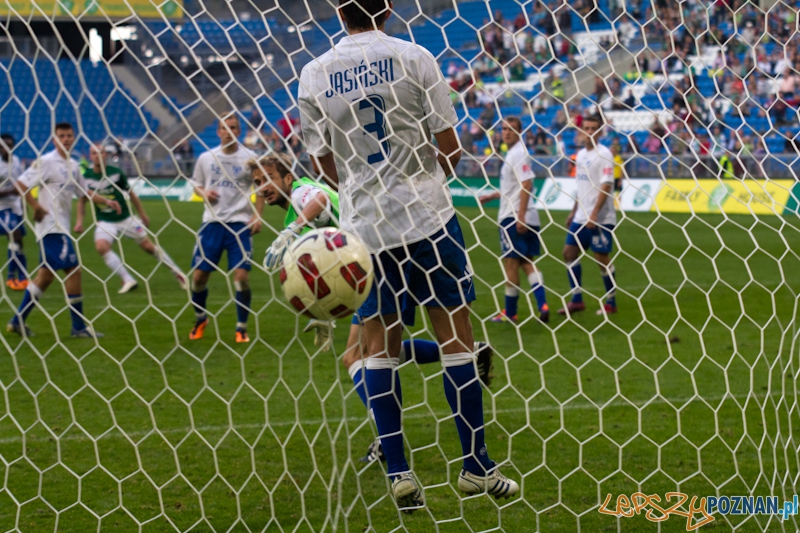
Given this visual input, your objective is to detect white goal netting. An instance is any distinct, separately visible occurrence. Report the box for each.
[1,0,799,531]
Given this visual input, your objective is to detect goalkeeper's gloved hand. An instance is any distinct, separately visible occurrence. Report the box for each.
[303,319,336,352]
[264,222,302,270]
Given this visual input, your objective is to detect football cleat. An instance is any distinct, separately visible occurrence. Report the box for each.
[15,279,28,290]
[474,341,494,387]
[539,304,550,323]
[118,280,138,294]
[71,327,104,339]
[392,472,423,513]
[235,328,250,343]
[557,302,586,316]
[6,321,33,337]
[490,310,517,323]
[596,304,618,316]
[359,438,385,463]
[189,318,208,340]
[458,462,519,499]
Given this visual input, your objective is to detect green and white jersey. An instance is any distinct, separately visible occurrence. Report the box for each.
[285,177,340,233]
[82,165,131,223]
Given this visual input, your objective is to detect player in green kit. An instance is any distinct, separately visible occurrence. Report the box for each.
[250,153,494,463]
[75,143,187,293]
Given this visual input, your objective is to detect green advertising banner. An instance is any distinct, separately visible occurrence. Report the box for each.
[1,0,183,19]
[448,176,547,208]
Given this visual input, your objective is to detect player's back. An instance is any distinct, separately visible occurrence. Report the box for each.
[299,30,457,251]
[0,155,23,213]
[20,150,83,237]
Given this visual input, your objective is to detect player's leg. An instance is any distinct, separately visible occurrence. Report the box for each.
[10,228,28,289]
[520,226,548,322]
[95,223,137,293]
[492,256,521,323]
[591,225,617,315]
[397,304,441,365]
[7,254,55,336]
[559,222,589,315]
[189,224,222,340]
[419,216,518,498]
[63,266,100,337]
[232,268,251,343]
[130,219,186,289]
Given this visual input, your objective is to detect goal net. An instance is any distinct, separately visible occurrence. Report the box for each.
[1,0,799,531]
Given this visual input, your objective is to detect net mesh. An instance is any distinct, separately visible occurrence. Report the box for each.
[1,0,800,531]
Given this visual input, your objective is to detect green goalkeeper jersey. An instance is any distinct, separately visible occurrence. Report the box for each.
[284,177,340,232]
[82,165,132,223]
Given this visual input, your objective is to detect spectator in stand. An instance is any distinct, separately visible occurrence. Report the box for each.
[276,112,300,139]
[459,123,475,154]
[509,58,526,81]
[479,102,496,132]
[552,109,568,131]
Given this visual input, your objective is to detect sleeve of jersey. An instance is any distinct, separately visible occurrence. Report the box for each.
[513,152,536,183]
[298,67,331,158]
[190,154,206,188]
[419,51,458,135]
[16,161,41,190]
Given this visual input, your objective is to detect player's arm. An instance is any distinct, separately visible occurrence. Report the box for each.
[297,189,330,228]
[129,191,149,228]
[74,196,88,234]
[15,166,48,222]
[478,191,500,204]
[434,128,461,177]
[517,179,532,234]
[313,152,339,190]
[588,182,613,230]
[191,156,219,204]
[84,186,121,215]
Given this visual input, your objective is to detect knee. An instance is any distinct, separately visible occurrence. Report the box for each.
[96,241,111,255]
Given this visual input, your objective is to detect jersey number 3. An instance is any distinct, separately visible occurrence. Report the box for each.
[359,95,391,164]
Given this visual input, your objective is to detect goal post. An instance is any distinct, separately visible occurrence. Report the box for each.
[1,0,799,531]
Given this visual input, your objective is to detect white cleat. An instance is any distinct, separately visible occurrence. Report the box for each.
[392,472,423,513]
[118,280,138,294]
[458,462,519,500]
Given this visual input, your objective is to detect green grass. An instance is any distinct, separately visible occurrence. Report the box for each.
[1,201,800,532]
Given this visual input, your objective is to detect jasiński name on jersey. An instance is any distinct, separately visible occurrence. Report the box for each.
[324,58,395,97]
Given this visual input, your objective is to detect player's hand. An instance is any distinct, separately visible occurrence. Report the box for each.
[586,217,597,230]
[33,206,48,222]
[205,190,220,204]
[565,214,573,227]
[264,222,302,270]
[516,221,528,234]
[140,214,150,228]
[303,319,335,352]
[73,222,83,234]
[249,216,262,235]
[478,194,493,205]
[107,200,122,215]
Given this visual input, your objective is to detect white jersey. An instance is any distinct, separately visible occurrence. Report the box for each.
[191,145,257,225]
[17,150,85,240]
[291,183,334,229]
[498,141,540,227]
[298,30,458,252]
[0,155,23,214]
[572,144,616,226]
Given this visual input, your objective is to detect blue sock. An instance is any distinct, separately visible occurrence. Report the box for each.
[191,287,208,321]
[235,289,251,329]
[528,271,547,310]
[504,288,519,317]
[12,284,40,324]
[16,251,27,281]
[442,357,492,475]
[602,265,616,307]
[365,359,408,476]
[67,294,86,331]
[401,339,440,365]
[568,261,583,304]
[349,360,369,409]
[7,246,14,280]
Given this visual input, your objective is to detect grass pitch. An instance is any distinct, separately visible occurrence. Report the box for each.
[1,201,799,532]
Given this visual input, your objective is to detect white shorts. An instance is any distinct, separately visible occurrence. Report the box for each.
[94,217,148,244]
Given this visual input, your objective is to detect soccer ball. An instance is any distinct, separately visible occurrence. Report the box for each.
[279,228,374,321]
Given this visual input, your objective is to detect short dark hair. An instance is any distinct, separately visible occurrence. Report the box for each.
[583,113,604,127]
[338,0,390,31]
[503,116,522,133]
[55,122,74,132]
[0,133,14,145]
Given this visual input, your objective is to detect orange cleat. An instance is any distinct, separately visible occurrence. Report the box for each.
[15,279,28,290]
[189,318,208,340]
[235,328,250,343]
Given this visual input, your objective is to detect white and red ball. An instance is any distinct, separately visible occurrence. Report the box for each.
[279,228,374,320]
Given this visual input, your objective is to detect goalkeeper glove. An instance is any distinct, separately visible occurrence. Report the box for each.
[303,319,335,352]
[264,222,302,270]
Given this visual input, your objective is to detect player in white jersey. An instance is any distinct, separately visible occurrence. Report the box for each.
[0,133,28,291]
[558,114,618,316]
[479,117,549,324]
[74,143,187,294]
[189,114,264,344]
[298,0,518,511]
[7,123,121,338]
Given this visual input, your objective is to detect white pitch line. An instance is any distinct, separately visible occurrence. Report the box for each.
[0,391,777,445]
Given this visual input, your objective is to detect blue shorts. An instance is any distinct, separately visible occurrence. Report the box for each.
[565,222,615,254]
[40,234,78,271]
[351,297,418,326]
[358,216,476,319]
[191,222,252,272]
[0,209,25,237]
[499,218,540,260]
